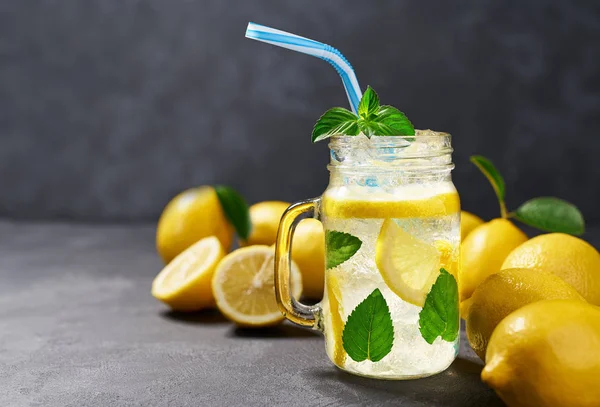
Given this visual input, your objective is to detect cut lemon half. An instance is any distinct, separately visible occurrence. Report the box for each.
[152,236,225,311]
[212,246,303,327]
[376,219,452,307]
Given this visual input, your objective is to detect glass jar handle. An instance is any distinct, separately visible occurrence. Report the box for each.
[274,197,321,328]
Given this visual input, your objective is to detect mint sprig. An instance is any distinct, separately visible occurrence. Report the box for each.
[342,288,394,362]
[357,85,380,119]
[214,185,251,240]
[470,155,585,235]
[312,86,414,142]
[325,230,362,269]
[418,268,459,344]
[312,108,359,143]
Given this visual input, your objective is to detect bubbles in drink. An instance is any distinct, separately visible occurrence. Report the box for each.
[321,183,460,379]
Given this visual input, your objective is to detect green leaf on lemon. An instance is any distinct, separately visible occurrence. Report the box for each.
[419,268,459,344]
[342,288,394,362]
[325,230,362,269]
[214,185,251,240]
[514,197,585,236]
[470,155,506,202]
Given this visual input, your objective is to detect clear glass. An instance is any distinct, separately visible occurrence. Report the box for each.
[275,130,460,380]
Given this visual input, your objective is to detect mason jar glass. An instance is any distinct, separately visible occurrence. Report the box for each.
[275,131,460,379]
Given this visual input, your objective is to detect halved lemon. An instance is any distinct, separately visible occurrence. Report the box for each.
[376,219,454,307]
[212,246,303,327]
[152,236,225,311]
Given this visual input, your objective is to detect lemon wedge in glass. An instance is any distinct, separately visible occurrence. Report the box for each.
[376,219,453,307]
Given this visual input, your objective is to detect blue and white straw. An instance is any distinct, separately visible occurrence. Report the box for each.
[245,22,363,114]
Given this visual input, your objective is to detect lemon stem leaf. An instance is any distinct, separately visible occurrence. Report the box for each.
[499,201,508,219]
[470,155,507,218]
[513,197,585,236]
[214,185,252,240]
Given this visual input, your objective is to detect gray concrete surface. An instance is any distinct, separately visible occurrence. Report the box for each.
[9,221,598,406]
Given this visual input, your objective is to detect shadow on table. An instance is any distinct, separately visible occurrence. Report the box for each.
[160,309,229,324]
[228,323,321,339]
[310,357,505,407]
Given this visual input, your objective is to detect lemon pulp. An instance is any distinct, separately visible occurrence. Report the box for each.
[152,236,225,311]
[212,246,303,327]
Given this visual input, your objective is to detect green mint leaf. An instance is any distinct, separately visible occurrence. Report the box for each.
[312,107,359,143]
[312,86,415,140]
[214,185,251,240]
[357,120,376,139]
[358,86,380,120]
[325,230,362,269]
[342,288,394,362]
[419,268,459,344]
[359,105,415,138]
[374,106,415,136]
[514,197,585,235]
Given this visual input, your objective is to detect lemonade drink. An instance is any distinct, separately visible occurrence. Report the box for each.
[275,131,460,380]
[319,133,460,379]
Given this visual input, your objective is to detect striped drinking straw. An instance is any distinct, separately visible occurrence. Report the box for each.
[245,22,363,114]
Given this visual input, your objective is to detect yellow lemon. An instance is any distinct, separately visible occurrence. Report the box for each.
[460,218,527,301]
[465,268,584,360]
[502,233,600,305]
[461,211,484,241]
[156,187,234,263]
[435,239,460,280]
[291,219,326,299]
[211,246,302,327]
[240,201,290,246]
[152,236,225,311]
[482,299,600,407]
[322,192,460,219]
[376,219,457,306]
[251,201,324,299]
[324,269,346,367]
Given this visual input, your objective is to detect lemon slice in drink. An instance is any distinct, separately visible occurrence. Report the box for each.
[325,270,346,367]
[322,192,460,219]
[152,236,226,311]
[212,246,303,327]
[376,219,450,307]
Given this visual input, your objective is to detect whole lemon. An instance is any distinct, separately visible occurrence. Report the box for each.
[482,299,600,407]
[291,218,325,299]
[460,218,528,301]
[156,187,234,263]
[465,268,584,360]
[461,211,484,241]
[240,201,290,246]
[502,233,600,305]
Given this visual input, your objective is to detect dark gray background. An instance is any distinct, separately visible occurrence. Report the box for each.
[1,0,599,225]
